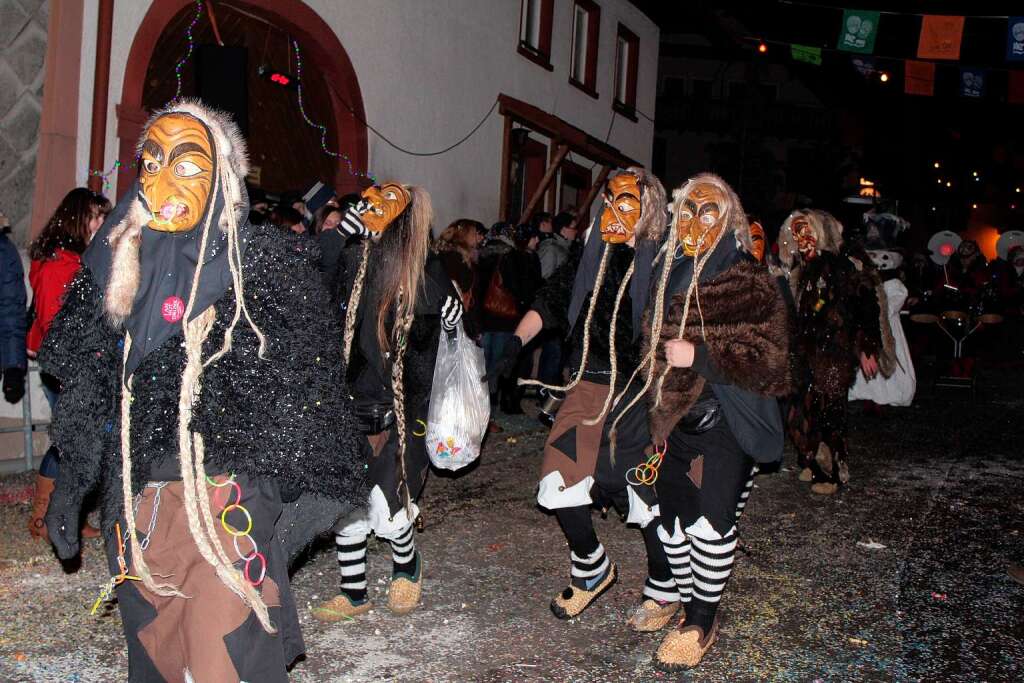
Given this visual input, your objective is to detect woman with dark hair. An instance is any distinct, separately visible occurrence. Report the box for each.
[434,218,484,336]
[25,187,110,539]
[313,182,463,623]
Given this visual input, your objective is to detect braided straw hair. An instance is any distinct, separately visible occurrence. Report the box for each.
[118,106,275,632]
[608,173,748,449]
[520,167,667,400]
[341,241,371,365]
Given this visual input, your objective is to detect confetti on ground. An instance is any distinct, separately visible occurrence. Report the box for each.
[0,366,1022,681]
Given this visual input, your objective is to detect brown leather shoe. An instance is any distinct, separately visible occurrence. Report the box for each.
[655,618,719,670]
[1009,563,1024,586]
[27,473,54,540]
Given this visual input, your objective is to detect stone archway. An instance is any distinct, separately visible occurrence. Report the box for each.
[116,0,368,198]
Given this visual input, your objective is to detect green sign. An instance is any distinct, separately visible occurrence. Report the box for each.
[791,44,823,65]
[837,9,880,54]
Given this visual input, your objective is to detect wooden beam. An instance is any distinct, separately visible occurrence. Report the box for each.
[519,143,568,225]
[568,164,612,233]
[497,93,639,170]
[498,114,512,222]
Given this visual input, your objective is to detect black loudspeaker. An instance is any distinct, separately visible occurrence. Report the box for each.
[195,45,248,136]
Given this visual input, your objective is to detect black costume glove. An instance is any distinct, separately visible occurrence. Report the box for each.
[45,485,81,560]
[482,335,523,382]
[340,202,370,240]
[440,295,464,332]
[2,367,25,404]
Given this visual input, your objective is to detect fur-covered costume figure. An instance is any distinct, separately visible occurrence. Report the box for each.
[488,168,683,631]
[778,209,895,494]
[612,173,791,671]
[40,101,367,682]
[312,183,463,622]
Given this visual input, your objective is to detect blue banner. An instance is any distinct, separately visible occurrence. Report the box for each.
[1008,17,1024,61]
[960,68,986,98]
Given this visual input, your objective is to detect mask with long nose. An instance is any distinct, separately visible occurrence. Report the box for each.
[599,174,642,244]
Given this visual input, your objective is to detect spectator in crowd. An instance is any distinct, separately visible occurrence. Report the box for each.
[477,222,541,423]
[247,186,269,224]
[0,211,27,407]
[434,218,485,337]
[271,205,307,235]
[25,187,110,540]
[533,211,554,240]
[536,211,578,280]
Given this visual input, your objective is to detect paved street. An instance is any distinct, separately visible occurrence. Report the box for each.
[1,365,1022,682]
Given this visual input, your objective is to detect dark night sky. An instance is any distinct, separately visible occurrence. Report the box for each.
[633,1,1024,239]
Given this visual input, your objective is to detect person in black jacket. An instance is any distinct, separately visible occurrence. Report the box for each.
[0,222,26,405]
[313,181,463,623]
[40,101,367,680]
[488,169,683,634]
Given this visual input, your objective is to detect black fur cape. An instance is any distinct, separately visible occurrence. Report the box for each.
[39,223,368,539]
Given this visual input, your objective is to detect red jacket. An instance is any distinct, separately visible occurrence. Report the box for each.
[27,249,81,354]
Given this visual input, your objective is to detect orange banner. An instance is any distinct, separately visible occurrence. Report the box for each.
[917,15,965,60]
[904,60,935,96]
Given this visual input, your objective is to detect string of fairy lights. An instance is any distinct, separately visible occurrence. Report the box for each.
[290,39,377,184]
[86,0,381,193]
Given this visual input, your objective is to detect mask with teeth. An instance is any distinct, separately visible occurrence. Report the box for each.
[139,113,214,233]
[599,173,642,244]
[359,182,411,233]
[676,182,726,256]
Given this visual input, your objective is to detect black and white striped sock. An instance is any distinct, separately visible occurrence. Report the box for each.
[658,521,693,603]
[570,543,610,590]
[687,529,738,632]
[642,519,678,604]
[735,465,759,521]
[390,524,417,577]
[335,532,369,604]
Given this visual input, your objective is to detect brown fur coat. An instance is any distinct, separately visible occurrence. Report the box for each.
[644,261,792,443]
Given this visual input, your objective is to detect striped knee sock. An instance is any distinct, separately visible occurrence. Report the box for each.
[688,529,738,632]
[336,532,368,604]
[570,543,610,590]
[658,521,692,603]
[390,524,417,577]
[735,465,759,521]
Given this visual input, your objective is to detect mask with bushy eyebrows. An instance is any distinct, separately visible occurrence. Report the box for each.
[139,113,214,232]
[677,182,727,256]
[599,174,642,244]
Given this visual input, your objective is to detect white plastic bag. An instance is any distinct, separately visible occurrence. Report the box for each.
[424,321,490,470]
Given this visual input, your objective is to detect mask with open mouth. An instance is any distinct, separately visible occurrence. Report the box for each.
[676,182,726,256]
[139,113,214,233]
[600,173,642,244]
[359,182,411,234]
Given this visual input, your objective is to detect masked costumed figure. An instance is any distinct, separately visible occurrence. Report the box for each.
[607,173,791,670]
[778,209,895,494]
[40,102,366,682]
[487,169,682,630]
[312,183,463,622]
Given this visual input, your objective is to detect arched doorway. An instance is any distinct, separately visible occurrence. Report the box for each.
[116,0,368,199]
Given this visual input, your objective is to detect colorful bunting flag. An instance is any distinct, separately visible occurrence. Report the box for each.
[904,60,935,96]
[1010,71,1024,104]
[959,67,986,97]
[1008,17,1024,61]
[917,15,965,60]
[791,44,823,65]
[837,9,880,54]
[850,56,876,78]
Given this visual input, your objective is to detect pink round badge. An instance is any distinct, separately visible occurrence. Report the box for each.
[162,296,185,323]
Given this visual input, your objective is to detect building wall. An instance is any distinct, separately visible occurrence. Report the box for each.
[0,0,48,244]
[75,0,658,230]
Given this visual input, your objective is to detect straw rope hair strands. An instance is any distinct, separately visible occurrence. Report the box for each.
[342,241,371,366]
